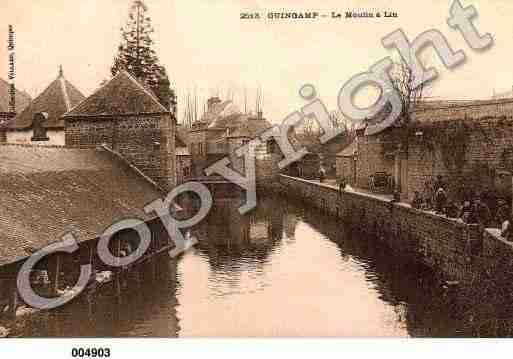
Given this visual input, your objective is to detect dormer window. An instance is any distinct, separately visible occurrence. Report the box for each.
[31,112,50,142]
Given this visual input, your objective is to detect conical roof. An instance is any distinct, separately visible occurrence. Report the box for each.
[0,78,31,113]
[65,70,168,118]
[7,68,85,129]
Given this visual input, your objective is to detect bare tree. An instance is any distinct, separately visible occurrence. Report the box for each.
[388,59,425,128]
[181,88,202,128]
[254,84,264,114]
[329,110,348,131]
[378,59,427,154]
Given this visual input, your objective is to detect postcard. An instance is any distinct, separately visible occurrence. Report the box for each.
[0,0,511,352]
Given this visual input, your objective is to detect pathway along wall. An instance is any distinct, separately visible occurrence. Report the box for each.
[277,175,506,282]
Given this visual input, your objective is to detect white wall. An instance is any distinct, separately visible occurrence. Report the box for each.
[6,130,65,146]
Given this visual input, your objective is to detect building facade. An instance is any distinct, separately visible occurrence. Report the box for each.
[64,70,176,191]
[176,128,192,184]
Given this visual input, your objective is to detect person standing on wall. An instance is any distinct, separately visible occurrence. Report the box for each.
[319,166,326,183]
[339,177,346,197]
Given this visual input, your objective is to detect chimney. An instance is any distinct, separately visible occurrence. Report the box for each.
[31,112,50,142]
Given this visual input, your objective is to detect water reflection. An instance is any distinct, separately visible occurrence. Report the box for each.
[15,194,480,337]
[177,195,445,337]
[15,257,180,337]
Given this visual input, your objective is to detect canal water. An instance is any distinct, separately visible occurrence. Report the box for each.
[15,195,466,337]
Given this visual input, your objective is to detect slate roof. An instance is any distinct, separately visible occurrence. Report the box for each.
[65,70,168,118]
[0,144,164,266]
[208,112,245,130]
[0,78,32,114]
[6,70,85,130]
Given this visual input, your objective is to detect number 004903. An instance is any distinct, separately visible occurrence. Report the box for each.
[71,348,111,358]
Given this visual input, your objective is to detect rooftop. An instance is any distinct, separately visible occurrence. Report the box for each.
[0,144,164,266]
[6,68,83,129]
[201,100,236,125]
[227,116,272,139]
[0,78,32,114]
[65,70,168,118]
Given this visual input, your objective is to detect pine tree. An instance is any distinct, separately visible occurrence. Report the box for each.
[111,0,176,113]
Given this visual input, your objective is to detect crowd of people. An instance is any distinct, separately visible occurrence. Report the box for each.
[410,175,512,240]
[336,173,512,240]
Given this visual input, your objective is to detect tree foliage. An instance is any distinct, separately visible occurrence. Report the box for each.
[111,0,176,113]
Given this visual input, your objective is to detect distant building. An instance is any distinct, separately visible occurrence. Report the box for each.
[293,129,353,179]
[176,126,192,184]
[295,152,321,180]
[186,96,281,184]
[2,67,85,146]
[226,111,279,185]
[188,97,242,176]
[227,112,270,169]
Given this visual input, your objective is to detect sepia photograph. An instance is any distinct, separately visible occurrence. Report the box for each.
[0,0,512,355]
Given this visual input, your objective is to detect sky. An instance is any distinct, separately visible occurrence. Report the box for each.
[0,0,512,124]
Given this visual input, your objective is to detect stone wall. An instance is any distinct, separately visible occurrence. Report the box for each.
[406,118,513,202]
[278,174,489,281]
[5,129,65,146]
[65,114,176,191]
[356,117,513,202]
